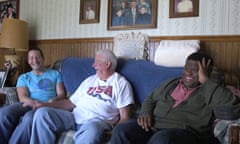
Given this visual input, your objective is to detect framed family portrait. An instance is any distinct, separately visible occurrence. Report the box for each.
[79,0,100,24]
[0,0,19,23]
[169,0,199,18]
[107,0,157,30]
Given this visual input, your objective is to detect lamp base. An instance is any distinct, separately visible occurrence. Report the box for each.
[4,55,23,86]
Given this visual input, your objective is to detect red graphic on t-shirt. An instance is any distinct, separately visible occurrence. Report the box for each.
[87,86,113,98]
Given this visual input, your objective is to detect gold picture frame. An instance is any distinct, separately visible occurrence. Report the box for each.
[0,0,19,23]
[169,0,199,18]
[79,0,100,24]
[107,0,157,30]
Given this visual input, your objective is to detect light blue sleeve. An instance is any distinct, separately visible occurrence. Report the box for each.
[55,70,63,83]
[16,73,29,87]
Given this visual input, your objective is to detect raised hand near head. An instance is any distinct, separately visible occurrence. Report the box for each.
[198,57,211,84]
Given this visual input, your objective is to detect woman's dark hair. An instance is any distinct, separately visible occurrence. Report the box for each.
[28,47,44,59]
[187,52,214,75]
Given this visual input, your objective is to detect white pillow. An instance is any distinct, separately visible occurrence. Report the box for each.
[154,40,200,67]
[115,39,143,59]
[114,32,148,60]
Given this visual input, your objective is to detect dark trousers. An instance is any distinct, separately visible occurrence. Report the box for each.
[110,119,199,144]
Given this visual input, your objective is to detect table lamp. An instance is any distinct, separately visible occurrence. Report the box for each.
[0,18,29,86]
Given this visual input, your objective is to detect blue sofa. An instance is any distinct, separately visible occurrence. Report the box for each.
[0,57,224,143]
[56,57,183,144]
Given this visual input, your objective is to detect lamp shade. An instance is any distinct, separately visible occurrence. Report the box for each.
[0,18,29,51]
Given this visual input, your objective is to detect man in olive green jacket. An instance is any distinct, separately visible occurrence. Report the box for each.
[111,52,240,144]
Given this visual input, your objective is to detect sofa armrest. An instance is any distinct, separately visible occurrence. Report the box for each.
[214,120,240,144]
[0,87,18,105]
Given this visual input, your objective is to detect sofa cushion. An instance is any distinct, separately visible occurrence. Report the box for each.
[57,130,75,144]
[56,130,111,144]
[61,57,183,103]
[61,57,95,96]
[113,32,149,60]
[117,59,183,103]
[154,40,200,67]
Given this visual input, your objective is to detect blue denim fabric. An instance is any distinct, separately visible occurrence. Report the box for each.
[30,107,75,144]
[30,107,112,144]
[74,119,112,144]
[0,102,32,144]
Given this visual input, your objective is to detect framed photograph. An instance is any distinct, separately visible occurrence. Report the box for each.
[0,68,8,88]
[0,0,19,24]
[79,0,100,24]
[107,0,157,30]
[169,0,199,18]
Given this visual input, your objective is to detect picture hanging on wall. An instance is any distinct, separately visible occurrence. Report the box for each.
[0,68,8,88]
[0,0,19,24]
[80,0,100,24]
[169,0,199,18]
[107,0,157,30]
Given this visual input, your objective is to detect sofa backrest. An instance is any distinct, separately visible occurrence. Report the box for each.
[60,57,95,95]
[60,57,183,104]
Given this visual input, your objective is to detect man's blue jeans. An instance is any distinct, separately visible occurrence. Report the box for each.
[0,102,33,144]
[30,107,112,144]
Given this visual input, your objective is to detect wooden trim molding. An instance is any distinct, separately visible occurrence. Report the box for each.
[30,37,113,44]
[30,35,240,43]
[28,35,240,86]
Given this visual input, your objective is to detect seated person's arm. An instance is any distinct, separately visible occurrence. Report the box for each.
[48,82,66,102]
[117,104,133,124]
[17,87,37,107]
[42,99,76,111]
[226,85,240,97]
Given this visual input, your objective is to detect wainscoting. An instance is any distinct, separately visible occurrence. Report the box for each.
[2,35,239,86]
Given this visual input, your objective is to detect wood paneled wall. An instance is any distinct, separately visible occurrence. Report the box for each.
[23,35,240,86]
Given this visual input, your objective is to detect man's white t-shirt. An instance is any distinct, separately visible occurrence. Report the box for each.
[70,72,134,125]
